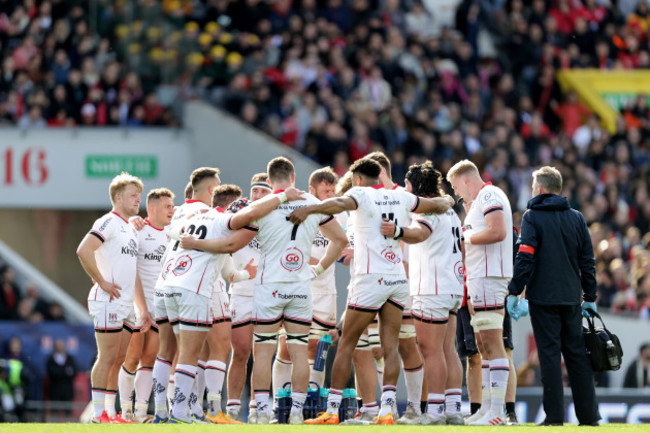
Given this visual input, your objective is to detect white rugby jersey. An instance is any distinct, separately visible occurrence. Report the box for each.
[229,234,261,297]
[137,220,170,300]
[87,212,138,305]
[463,183,513,279]
[345,185,419,275]
[254,192,331,284]
[162,209,233,297]
[155,200,211,289]
[310,213,347,295]
[409,209,464,296]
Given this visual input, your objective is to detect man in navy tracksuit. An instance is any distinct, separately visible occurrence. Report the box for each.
[507,166,600,426]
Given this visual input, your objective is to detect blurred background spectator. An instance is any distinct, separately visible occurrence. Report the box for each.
[45,339,77,416]
[623,342,650,388]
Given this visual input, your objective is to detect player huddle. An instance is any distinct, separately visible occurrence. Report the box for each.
[77,152,519,425]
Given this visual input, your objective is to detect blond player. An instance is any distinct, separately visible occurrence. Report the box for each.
[447,160,513,426]
[77,172,143,424]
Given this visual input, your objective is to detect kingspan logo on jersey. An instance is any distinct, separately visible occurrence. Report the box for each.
[145,245,167,262]
[121,239,138,257]
[313,232,330,248]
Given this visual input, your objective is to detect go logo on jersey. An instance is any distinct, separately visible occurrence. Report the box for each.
[381,246,401,264]
[281,247,304,271]
[454,260,464,284]
[172,255,193,276]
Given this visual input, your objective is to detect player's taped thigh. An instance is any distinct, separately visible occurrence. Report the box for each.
[399,323,416,339]
[367,326,381,349]
[308,327,327,341]
[355,332,370,351]
[286,333,309,346]
[253,332,279,345]
[470,311,504,331]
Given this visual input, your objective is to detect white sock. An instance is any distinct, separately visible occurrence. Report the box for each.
[309,361,326,387]
[445,388,462,416]
[427,393,445,418]
[378,385,396,417]
[361,402,378,416]
[134,366,153,411]
[272,357,292,408]
[479,362,491,414]
[205,360,227,415]
[254,391,271,416]
[92,388,105,418]
[152,357,172,416]
[118,365,136,413]
[171,364,196,419]
[189,374,204,417]
[226,399,241,416]
[326,388,342,415]
[196,360,207,409]
[167,377,175,411]
[290,391,307,415]
[404,364,424,414]
[489,358,509,415]
[105,390,117,418]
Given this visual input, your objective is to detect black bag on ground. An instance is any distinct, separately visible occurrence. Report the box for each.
[582,309,623,372]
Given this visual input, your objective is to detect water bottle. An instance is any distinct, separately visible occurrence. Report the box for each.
[314,334,333,372]
[345,388,358,421]
[606,340,620,370]
[303,381,320,420]
[339,388,358,422]
[319,387,329,415]
[275,385,292,424]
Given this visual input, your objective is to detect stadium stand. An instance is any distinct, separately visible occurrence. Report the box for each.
[5,0,644,316]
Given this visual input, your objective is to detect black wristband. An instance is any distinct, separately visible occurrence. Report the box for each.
[393,226,404,240]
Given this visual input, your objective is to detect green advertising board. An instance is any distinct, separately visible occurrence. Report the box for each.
[86,155,158,178]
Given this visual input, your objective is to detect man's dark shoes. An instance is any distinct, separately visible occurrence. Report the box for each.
[537,418,563,426]
[505,412,519,426]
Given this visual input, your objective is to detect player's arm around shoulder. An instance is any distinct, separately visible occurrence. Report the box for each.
[379,217,432,244]
[412,194,455,215]
[288,195,357,225]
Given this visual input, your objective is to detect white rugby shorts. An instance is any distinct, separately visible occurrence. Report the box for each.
[347,273,409,312]
[254,282,312,326]
[134,296,159,332]
[211,289,232,324]
[163,286,213,333]
[467,277,508,311]
[412,294,463,324]
[89,300,137,333]
[230,293,254,328]
[154,288,169,324]
[312,292,337,330]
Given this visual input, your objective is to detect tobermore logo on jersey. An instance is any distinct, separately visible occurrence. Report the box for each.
[122,239,137,257]
[86,155,158,178]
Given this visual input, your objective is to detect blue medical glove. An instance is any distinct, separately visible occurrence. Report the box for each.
[517,299,529,318]
[582,301,597,318]
[506,296,520,321]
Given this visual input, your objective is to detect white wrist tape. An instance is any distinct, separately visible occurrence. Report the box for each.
[463,229,475,245]
[311,263,325,276]
[278,192,288,203]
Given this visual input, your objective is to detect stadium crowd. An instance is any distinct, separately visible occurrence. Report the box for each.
[1,0,649,320]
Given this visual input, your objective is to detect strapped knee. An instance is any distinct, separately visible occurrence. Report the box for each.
[399,323,416,339]
[470,312,504,331]
[286,333,309,346]
[368,327,381,349]
[308,327,326,341]
[356,333,370,351]
[253,332,279,344]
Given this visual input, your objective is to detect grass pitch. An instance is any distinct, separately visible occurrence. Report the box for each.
[0,424,647,433]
